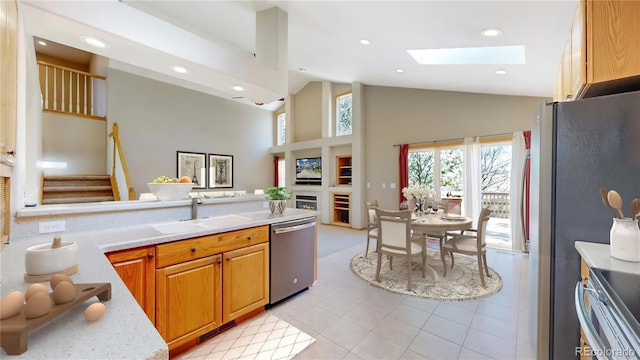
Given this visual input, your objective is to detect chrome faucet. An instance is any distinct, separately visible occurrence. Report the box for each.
[191,196,202,220]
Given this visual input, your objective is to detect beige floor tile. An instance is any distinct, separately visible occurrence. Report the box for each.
[422,314,470,345]
[408,330,462,359]
[320,318,371,350]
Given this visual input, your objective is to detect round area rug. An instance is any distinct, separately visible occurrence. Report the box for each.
[350,250,503,301]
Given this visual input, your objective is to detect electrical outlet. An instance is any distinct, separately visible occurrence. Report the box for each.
[263,201,269,208]
[39,220,65,234]
[390,183,397,189]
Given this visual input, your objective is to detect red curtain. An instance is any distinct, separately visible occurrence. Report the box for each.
[523,131,531,242]
[399,144,409,206]
[273,156,279,187]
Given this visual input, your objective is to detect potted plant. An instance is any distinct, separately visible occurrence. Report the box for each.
[264,187,293,214]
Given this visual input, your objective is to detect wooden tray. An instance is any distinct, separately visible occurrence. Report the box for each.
[0,282,111,355]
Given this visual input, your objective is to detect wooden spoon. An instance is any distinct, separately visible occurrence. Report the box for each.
[631,198,640,221]
[600,187,618,218]
[607,190,625,219]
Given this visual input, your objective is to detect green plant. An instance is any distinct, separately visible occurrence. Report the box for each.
[264,187,293,201]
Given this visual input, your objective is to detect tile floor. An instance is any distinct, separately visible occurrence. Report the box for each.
[179,314,315,360]
[184,224,535,360]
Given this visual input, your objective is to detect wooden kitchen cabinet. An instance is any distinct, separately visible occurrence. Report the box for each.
[222,243,269,323]
[0,0,17,168]
[106,246,156,323]
[108,225,270,352]
[155,255,222,349]
[557,0,640,101]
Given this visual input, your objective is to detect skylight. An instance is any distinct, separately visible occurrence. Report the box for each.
[407,45,525,65]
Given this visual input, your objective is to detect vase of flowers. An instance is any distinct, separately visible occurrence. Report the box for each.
[264,187,293,214]
[402,184,433,216]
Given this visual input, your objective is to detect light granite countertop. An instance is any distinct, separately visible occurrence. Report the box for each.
[0,208,317,359]
[575,241,640,275]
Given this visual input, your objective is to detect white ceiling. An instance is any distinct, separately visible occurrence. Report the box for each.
[22,0,578,110]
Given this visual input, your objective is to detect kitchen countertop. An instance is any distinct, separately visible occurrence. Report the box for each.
[0,208,317,359]
[575,241,640,275]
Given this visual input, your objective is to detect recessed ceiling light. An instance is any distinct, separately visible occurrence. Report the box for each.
[407,45,525,65]
[37,40,47,46]
[298,68,306,72]
[360,39,370,45]
[395,68,405,73]
[81,36,109,48]
[481,28,503,37]
[495,69,508,75]
[173,66,189,74]
[233,86,244,91]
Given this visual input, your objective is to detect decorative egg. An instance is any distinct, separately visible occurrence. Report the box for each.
[24,291,51,319]
[0,291,24,319]
[84,302,105,322]
[50,274,73,290]
[25,283,49,301]
[51,281,75,305]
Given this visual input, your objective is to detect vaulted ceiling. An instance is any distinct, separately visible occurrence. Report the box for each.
[22,1,578,110]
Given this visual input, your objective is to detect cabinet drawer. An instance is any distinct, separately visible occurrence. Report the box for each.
[155,225,269,268]
[156,236,219,268]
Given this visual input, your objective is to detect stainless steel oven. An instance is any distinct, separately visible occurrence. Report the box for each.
[575,268,640,359]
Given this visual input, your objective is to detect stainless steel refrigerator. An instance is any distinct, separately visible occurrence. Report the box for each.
[529,90,640,359]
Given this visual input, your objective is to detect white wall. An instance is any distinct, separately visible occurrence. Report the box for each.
[107,69,275,196]
[42,112,106,174]
[363,85,548,209]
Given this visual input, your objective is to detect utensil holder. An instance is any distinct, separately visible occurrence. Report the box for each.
[610,217,640,262]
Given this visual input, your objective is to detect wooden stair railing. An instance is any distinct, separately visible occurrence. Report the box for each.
[109,123,136,200]
[37,61,106,120]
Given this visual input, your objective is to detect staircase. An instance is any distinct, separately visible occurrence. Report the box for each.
[42,174,115,204]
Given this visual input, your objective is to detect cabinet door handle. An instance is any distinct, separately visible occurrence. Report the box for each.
[247,235,252,240]
[216,258,222,264]
[191,247,197,253]
[226,257,230,261]
[147,253,154,259]
[6,150,15,156]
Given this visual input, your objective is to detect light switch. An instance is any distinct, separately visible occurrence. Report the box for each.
[381,183,386,189]
[390,183,396,189]
[366,182,371,188]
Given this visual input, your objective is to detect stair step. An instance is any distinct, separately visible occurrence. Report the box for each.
[42,196,115,205]
[41,174,115,204]
[43,186,113,193]
[43,174,111,181]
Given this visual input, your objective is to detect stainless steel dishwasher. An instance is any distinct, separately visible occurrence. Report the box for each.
[269,218,316,305]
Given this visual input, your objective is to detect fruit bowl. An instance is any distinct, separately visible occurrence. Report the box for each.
[147,183,193,201]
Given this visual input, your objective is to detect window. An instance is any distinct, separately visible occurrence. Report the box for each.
[408,146,463,198]
[276,112,286,145]
[277,158,286,187]
[335,93,352,136]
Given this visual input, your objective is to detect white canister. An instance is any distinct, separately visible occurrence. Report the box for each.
[610,218,640,262]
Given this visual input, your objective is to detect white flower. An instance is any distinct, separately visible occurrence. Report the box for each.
[402,184,433,202]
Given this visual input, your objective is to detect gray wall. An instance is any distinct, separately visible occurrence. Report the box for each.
[107,69,274,196]
[363,85,548,209]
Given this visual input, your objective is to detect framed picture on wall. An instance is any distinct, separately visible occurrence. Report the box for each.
[177,151,206,189]
[208,154,233,188]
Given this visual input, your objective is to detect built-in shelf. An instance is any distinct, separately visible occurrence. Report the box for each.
[332,192,351,226]
[336,155,352,186]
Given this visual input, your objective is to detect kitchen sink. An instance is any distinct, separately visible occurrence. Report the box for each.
[195,215,253,228]
[152,215,253,234]
[152,221,210,234]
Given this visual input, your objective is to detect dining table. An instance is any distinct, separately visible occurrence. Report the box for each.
[410,212,473,279]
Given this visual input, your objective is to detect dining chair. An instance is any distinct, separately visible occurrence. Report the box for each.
[374,208,425,291]
[365,200,378,257]
[421,198,451,248]
[441,207,492,287]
